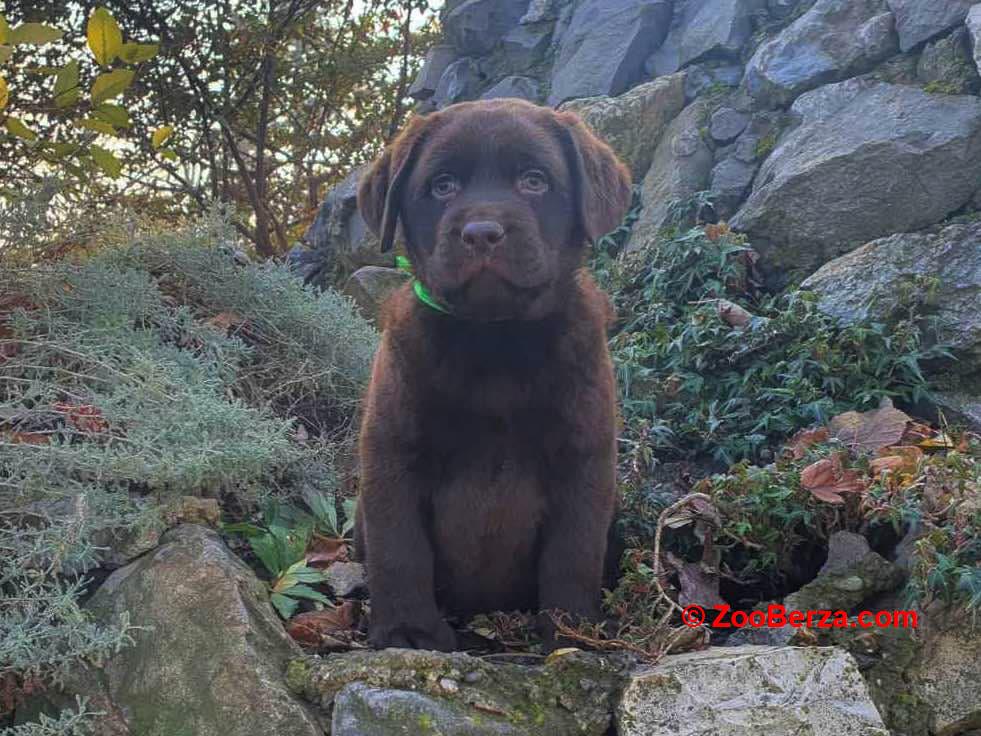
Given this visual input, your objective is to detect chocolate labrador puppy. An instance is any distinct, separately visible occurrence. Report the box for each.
[355,98,631,650]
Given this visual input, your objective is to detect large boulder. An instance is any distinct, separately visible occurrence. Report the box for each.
[885,0,976,53]
[481,75,542,102]
[617,645,889,736]
[433,57,482,109]
[45,525,324,736]
[968,5,981,78]
[302,165,391,284]
[801,220,981,368]
[557,72,687,179]
[648,0,765,77]
[625,99,714,250]
[288,649,630,736]
[443,0,529,56]
[731,79,981,279]
[547,0,673,106]
[409,44,459,103]
[743,0,899,108]
[917,27,980,95]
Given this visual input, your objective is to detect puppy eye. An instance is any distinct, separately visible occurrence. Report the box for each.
[431,173,460,199]
[518,169,549,194]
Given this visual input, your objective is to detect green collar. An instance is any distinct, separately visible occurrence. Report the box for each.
[396,255,452,315]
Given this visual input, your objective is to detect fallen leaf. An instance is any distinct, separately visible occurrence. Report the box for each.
[286,601,360,650]
[306,533,349,567]
[704,223,730,241]
[919,433,955,450]
[2,431,49,445]
[829,399,911,454]
[801,454,867,504]
[207,311,245,331]
[53,402,109,434]
[716,299,753,329]
[664,552,726,611]
[901,421,934,445]
[786,427,830,460]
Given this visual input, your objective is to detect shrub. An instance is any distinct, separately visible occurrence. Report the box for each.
[0,214,377,732]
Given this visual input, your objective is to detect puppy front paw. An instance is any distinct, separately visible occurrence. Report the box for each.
[369,617,457,652]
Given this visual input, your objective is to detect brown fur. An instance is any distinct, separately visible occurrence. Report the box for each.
[354,98,632,650]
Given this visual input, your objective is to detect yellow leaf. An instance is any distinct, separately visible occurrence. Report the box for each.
[919,433,955,449]
[86,8,122,67]
[90,68,133,104]
[151,125,173,149]
[118,42,158,64]
[0,46,10,63]
[8,23,63,46]
[0,15,9,45]
[5,116,37,141]
[0,76,7,111]
[53,60,80,108]
[75,117,116,135]
[89,144,122,178]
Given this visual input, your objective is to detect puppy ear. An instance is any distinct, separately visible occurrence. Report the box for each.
[358,116,429,253]
[556,112,633,245]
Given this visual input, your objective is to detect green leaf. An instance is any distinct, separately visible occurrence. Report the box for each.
[45,141,80,160]
[9,23,63,46]
[341,498,357,537]
[270,593,298,620]
[250,533,283,577]
[93,102,130,128]
[159,148,178,162]
[75,117,116,135]
[53,60,80,108]
[5,116,37,141]
[119,42,158,64]
[87,8,122,67]
[91,68,133,104]
[305,489,338,535]
[89,144,122,177]
[0,46,11,63]
[151,125,173,149]
[220,521,264,537]
[0,76,7,111]
[287,584,331,604]
[0,15,9,45]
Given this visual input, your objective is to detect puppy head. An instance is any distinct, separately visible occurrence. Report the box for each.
[358,99,631,322]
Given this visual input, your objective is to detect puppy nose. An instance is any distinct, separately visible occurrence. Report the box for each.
[461,220,505,251]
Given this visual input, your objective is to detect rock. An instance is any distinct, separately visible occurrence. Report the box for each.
[917,27,980,95]
[801,221,981,367]
[331,683,523,736]
[819,531,874,575]
[683,63,745,101]
[434,57,482,109]
[500,24,552,71]
[557,72,686,179]
[520,0,558,25]
[409,44,458,102]
[288,649,630,736]
[709,106,751,143]
[709,155,758,218]
[625,100,714,251]
[731,80,981,280]
[443,0,528,57]
[547,0,673,106]
[616,645,889,736]
[50,525,324,736]
[342,266,410,321]
[768,0,805,18]
[967,5,981,77]
[481,75,541,102]
[885,0,976,53]
[932,390,981,433]
[783,545,904,615]
[324,561,369,598]
[303,165,391,285]
[743,0,899,108]
[648,0,764,77]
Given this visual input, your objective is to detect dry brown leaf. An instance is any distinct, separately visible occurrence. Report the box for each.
[801,454,867,504]
[207,311,246,331]
[2,431,50,445]
[307,534,349,567]
[901,421,934,445]
[786,427,830,460]
[829,400,911,454]
[716,299,753,329]
[704,223,730,241]
[286,601,360,650]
